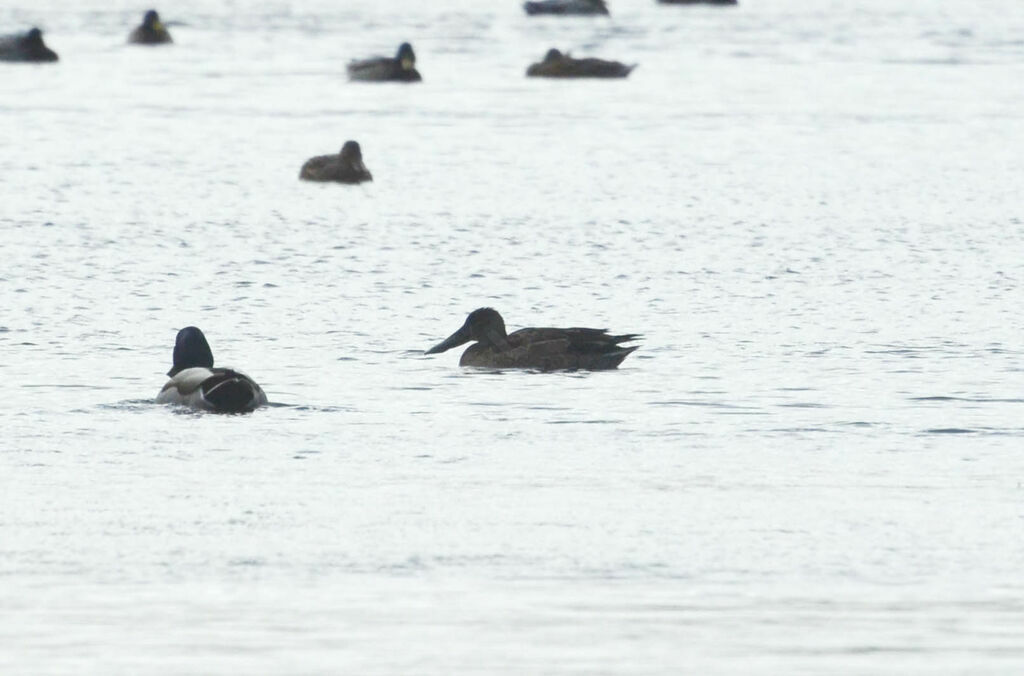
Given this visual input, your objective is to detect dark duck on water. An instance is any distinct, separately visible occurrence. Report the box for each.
[425,308,640,370]
[299,140,373,184]
[0,27,58,62]
[526,48,635,78]
[524,0,610,16]
[128,10,173,45]
[347,42,421,82]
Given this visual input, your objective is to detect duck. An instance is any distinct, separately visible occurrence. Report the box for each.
[524,0,610,15]
[128,10,173,45]
[425,308,639,370]
[347,42,421,82]
[155,326,268,413]
[0,28,58,63]
[299,140,372,184]
[526,48,636,78]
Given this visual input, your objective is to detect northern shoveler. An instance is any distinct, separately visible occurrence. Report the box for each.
[526,48,635,78]
[347,42,421,82]
[128,10,172,45]
[0,28,58,62]
[299,140,373,184]
[524,0,610,16]
[425,308,639,370]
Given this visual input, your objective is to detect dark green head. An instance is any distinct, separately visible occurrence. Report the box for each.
[143,9,166,30]
[396,42,416,70]
[544,48,564,63]
[26,27,44,46]
[425,308,508,354]
[169,326,215,376]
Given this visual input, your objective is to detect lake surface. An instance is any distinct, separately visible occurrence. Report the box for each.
[2,0,1024,672]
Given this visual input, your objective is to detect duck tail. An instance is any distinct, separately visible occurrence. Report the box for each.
[603,345,639,368]
[202,372,263,413]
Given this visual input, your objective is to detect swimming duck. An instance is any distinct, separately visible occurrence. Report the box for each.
[299,140,372,184]
[0,28,58,63]
[155,326,268,413]
[425,308,639,370]
[347,42,421,82]
[526,48,635,78]
[524,0,610,15]
[128,10,173,45]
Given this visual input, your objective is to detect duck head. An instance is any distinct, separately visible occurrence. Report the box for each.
[339,140,368,172]
[544,48,564,63]
[426,308,509,354]
[24,27,45,47]
[396,42,416,71]
[143,9,164,31]
[169,326,214,376]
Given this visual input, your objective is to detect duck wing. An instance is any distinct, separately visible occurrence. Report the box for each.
[504,327,640,370]
[347,57,397,81]
[157,367,267,412]
[570,57,635,78]
[299,154,337,181]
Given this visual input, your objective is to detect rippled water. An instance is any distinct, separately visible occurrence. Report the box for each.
[3,0,1024,672]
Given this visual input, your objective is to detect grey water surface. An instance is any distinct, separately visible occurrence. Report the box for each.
[2,0,1024,673]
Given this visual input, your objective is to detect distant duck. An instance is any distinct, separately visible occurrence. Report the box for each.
[299,140,373,184]
[425,308,640,370]
[526,48,636,78]
[524,0,610,15]
[0,28,58,63]
[658,0,737,5]
[347,42,422,82]
[156,327,268,413]
[128,10,172,45]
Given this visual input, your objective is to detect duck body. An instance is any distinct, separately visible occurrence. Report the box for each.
[0,28,58,62]
[156,367,267,413]
[426,308,639,371]
[524,0,609,15]
[156,326,267,413]
[347,42,421,82]
[300,140,372,184]
[527,49,635,78]
[128,10,172,45]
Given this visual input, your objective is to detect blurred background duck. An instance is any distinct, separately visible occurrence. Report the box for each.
[299,140,372,184]
[526,48,635,78]
[425,308,639,370]
[524,0,609,15]
[347,42,421,82]
[128,10,172,45]
[156,327,267,413]
[0,28,58,62]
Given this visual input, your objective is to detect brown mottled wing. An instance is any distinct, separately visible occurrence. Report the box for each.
[346,57,422,82]
[300,154,335,181]
[513,327,639,370]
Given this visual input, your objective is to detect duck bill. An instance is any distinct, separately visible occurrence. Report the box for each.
[425,323,471,355]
